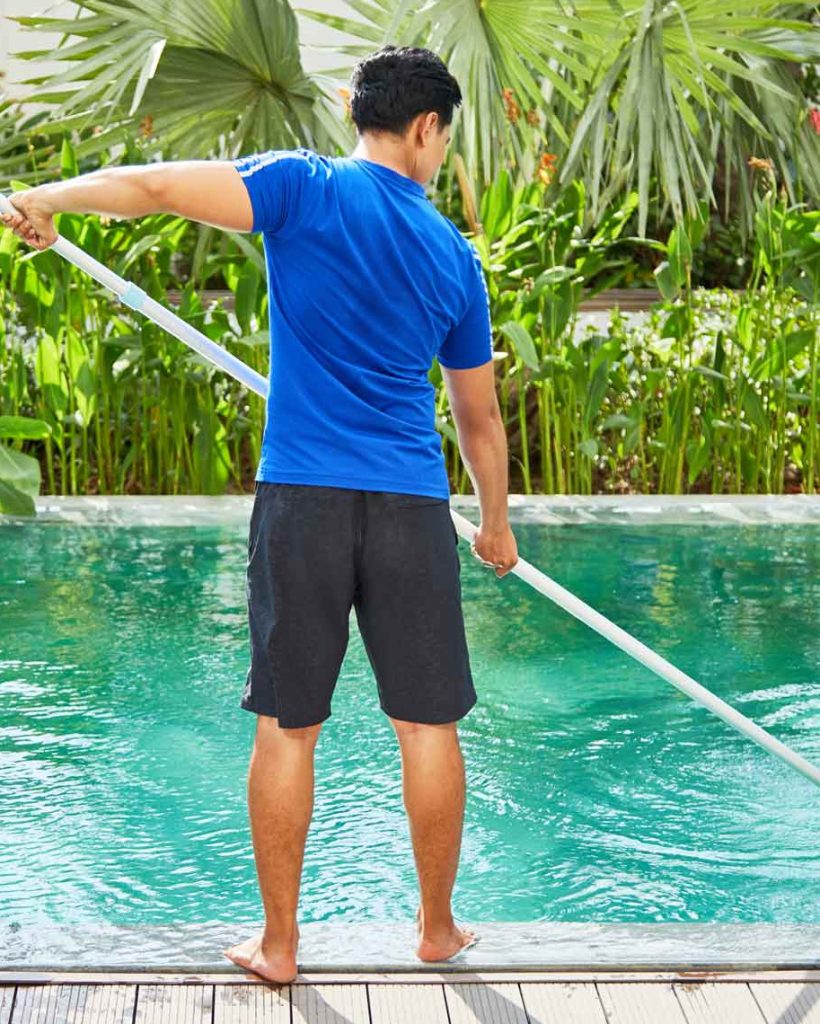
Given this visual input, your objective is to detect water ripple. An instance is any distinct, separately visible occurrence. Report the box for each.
[0,521,818,956]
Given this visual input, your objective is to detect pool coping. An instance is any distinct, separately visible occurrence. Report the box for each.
[2,922,819,973]
[1,493,818,526]
[2,968,820,985]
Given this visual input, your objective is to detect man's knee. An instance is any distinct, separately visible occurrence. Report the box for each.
[255,713,324,744]
[389,716,459,740]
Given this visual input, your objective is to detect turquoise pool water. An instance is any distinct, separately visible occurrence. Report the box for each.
[1,511,818,961]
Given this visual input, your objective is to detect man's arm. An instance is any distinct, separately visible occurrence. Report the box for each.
[441,360,518,577]
[1,161,254,249]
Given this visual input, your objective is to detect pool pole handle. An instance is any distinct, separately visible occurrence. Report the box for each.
[3,189,819,790]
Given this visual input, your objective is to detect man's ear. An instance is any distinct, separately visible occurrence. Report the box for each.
[422,111,441,146]
[414,112,432,147]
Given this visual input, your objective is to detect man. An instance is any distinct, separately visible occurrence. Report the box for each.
[3,44,518,984]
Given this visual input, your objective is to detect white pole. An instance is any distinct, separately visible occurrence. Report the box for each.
[451,508,820,787]
[4,191,818,789]
[0,194,267,398]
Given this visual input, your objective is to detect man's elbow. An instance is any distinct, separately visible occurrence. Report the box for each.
[140,166,172,214]
[454,404,504,442]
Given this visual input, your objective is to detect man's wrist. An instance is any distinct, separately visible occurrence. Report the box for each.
[479,516,510,533]
[29,185,58,217]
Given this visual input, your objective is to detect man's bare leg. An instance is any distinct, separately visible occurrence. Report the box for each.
[222,714,323,984]
[391,717,477,960]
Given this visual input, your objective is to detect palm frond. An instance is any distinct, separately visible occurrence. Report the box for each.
[1,0,352,181]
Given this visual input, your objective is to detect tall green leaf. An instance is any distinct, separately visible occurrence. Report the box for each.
[0,444,41,515]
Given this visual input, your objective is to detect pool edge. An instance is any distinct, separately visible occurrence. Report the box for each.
[1,492,818,526]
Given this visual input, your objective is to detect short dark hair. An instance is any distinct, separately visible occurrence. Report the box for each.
[349,45,462,138]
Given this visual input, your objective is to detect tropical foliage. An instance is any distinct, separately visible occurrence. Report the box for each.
[303,0,820,234]
[1,1,819,510]
[5,0,820,236]
[1,139,816,512]
[445,161,819,495]
[6,0,350,164]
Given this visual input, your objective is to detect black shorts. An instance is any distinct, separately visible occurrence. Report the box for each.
[242,483,477,729]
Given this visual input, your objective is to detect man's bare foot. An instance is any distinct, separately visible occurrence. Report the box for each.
[414,904,479,962]
[222,922,300,985]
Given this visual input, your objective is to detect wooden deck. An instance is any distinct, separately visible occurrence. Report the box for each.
[1,970,819,1023]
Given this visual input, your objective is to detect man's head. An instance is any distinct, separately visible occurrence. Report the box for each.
[349,45,462,183]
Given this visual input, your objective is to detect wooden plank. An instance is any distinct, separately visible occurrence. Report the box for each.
[673,982,767,1023]
[520,982,607,1023]
[213,983,290,1023]
[1,988,13,1024]
[133,984,212,1024]
[368,983,449,1023]
[598,982,689,1024]
[444,982,528,1023]
[60,986,134,1024]
[291,984,370,1023]
[8,985,135,1023]
[8,984,70,1024]
[749,982,820,1024]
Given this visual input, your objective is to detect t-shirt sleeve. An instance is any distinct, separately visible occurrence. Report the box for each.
[436,243,494,369]
[231,148,320,235]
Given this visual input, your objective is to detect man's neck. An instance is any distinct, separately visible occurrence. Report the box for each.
[350,142,421,186]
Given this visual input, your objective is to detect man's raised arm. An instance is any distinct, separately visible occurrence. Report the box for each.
[1,161,254,249]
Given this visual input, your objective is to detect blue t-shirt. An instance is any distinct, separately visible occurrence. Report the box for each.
[231,148,493,498]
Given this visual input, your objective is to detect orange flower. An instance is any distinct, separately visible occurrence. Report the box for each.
[337,86,351,119]
[536,151,558,186]
[747,156,774,172]
[502,87,521,125]
[139,114,153,139]
[525,107,539,127]
[810,108,820,135]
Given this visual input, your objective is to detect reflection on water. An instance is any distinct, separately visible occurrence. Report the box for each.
[0,521,818,962]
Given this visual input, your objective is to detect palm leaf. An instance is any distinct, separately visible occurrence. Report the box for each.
[2,0,352,179]
[557,0,820,234]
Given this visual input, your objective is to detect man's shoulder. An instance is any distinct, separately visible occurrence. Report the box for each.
[290,148,336,180]
[428,207,480,258]
[236,147,334,181]
[431,211,483,283]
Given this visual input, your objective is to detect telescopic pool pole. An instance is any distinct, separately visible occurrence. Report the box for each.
[3,190,819,790]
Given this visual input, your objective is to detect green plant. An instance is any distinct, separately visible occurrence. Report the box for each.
[591,284,817,495]
[0,416,49,514]
[438,171,639,494]
[2,140,817,503]
[7,0,352,164]
[3,0,358,280]
[302,0,820,235]
[0,142,271,499]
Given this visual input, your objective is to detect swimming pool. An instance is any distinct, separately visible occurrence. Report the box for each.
[1,497,818,968]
